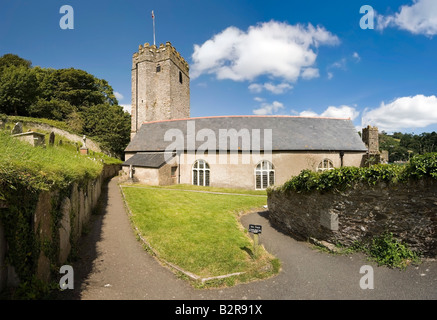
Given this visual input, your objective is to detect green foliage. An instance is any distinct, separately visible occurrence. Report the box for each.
[81,103,131,156]
[0,131,103,191]
[0,131,109,298]
[28,98,75,121]
[379,131,437,162]
[5,275,58,300]
[48,68,118,108]
[0,54,131,157]
[280,153,437,193]
[0,66,38,116]
[364,233,420,269]
[405,152,437,179]
[0,54,32,70]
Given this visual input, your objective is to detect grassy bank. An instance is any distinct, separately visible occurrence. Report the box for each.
[0,130,104,193]
[120,185,279,288]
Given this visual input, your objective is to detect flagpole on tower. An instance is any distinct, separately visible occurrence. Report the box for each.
[152,10,156,46]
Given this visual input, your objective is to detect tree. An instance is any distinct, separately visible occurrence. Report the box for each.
[28,98,75,121]
[0,66,38,116]
[50,68,118,109]
[0,54,131,156]
[81,103,130,157]
[0,53,32,70]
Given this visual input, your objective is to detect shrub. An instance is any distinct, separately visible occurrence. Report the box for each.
[279,153,437,194]
[365,233,420,269]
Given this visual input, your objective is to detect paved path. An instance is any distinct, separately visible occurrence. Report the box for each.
[58,177,437,300]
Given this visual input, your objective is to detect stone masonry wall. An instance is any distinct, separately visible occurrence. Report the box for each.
[131,42,190,139]
[268,178,437,257]
[0,164,120,292]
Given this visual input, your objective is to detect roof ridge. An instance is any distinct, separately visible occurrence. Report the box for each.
[142,115,351,125]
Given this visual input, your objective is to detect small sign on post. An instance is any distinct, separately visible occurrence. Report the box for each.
[248,224,262,258]
[248,224,262,234]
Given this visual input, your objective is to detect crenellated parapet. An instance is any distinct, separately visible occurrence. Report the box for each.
[132,41,189,74]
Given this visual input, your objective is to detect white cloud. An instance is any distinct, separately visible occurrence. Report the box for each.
[377,0,437,36]
[352,52,360,62]
[301,67,320,80]
[299,105,360,120]
[321,105,360,120]
[248,83,263,93]
[253,101,285,115]
[329,58,347,70]
[191,20,339,82]
[114,91,124,101]
[327,72,334,80]
[121,104,131,114]
[248,82,293,94]
[362,95,437,132]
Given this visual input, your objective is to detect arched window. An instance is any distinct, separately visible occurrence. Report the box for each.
[193,160,210,186]
[317,159,334,172]
[179,71,183,84]
[156,64,161,73]
[255,161,275,190]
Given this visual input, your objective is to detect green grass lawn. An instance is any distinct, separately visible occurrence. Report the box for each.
[135,183,268,196]
[120,184,279,287]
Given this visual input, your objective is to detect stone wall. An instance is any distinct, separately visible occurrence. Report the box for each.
[0,164,120,292]
[268,178,437,257]
[131,42,190,139]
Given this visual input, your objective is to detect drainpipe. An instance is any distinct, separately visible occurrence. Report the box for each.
[178,152,181,184]
[339,151,344,167]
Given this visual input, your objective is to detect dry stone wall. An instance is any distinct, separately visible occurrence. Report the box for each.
[268,178,437,257]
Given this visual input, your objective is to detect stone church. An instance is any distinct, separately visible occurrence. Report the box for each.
[122,42,372,190]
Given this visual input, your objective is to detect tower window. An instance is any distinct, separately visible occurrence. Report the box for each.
[156,64,161,73]
[179,71,183,84]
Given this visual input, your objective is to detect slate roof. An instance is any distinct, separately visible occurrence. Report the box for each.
[125,116,368,153]
[123,152,175,168]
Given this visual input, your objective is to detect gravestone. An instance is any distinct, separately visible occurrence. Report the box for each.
[11,122,23,135]
[49,132,55,146]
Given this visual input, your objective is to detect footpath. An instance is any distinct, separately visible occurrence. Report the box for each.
[58,177,437,300]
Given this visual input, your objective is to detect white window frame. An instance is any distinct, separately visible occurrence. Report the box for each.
[317,159,334,172]
[255,160,275,190]
[192,159,210,186]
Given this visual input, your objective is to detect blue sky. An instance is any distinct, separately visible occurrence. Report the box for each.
[1,0,437,134]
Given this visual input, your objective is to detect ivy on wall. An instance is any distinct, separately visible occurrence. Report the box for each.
[0,131,104,298]
[276,153,437,194]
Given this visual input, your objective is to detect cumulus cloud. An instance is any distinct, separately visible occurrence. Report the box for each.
[301,67,320,80]
[362,95,437,132]
[253,101,285,115]
[298,105,360,120]
[248,82,293,94]
[377,0,437,36]
[191,21,339,82]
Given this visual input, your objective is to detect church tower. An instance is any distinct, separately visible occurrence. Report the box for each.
[131,41,190,139]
